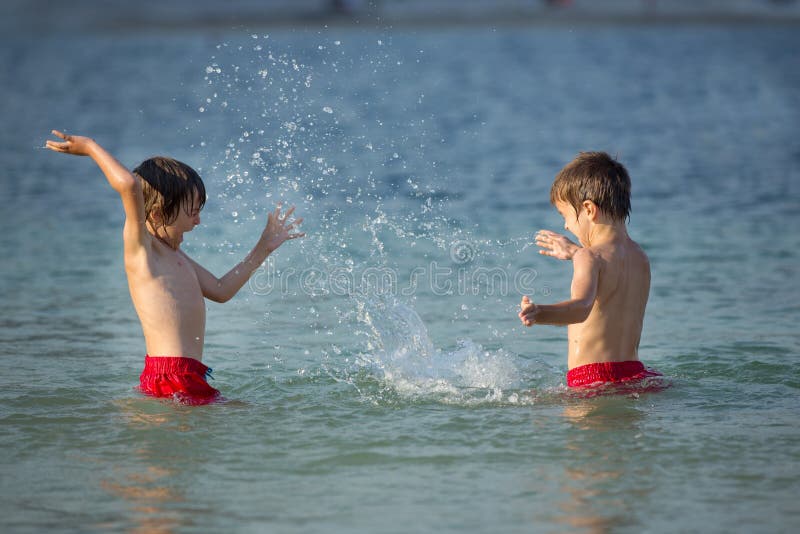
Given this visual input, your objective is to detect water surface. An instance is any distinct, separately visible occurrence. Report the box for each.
[1,22,799,533]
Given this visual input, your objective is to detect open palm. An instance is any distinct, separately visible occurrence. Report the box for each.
[263,205,304,253]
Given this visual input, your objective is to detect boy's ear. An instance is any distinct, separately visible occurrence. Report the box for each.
[582,200,599,221]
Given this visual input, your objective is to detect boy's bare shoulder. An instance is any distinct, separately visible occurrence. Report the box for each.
[573,246,600,261]
[614,238,650,277]
[627,238,650,264]
[579,239,649,283]
[571,246,604,274]
[590,237,647,260]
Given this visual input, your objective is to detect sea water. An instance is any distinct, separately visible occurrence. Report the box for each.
[1,21,799,533]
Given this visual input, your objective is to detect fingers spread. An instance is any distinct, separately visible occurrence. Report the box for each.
[45,141,66,152]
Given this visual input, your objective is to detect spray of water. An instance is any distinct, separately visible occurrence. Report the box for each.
[353,295,531,404]
[189,33,563,405]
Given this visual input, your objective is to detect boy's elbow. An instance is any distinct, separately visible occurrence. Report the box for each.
[209,292,233,304]
[204,287,233,303]
[572,301,594,322]
[117,175,140,195]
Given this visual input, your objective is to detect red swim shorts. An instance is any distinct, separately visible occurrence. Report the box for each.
[139,355,221,405]
[567,360,661,388]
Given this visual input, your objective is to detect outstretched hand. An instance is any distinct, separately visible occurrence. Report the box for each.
[262,204,305,253]
[45,130,95,156]
[535,230,580,260]
[518,295,538,327]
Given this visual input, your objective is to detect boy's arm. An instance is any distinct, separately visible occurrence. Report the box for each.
[519,248,599,326]
[187,205,304,303]
[46,131,148,256]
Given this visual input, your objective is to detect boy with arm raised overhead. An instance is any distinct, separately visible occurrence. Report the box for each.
[46,131,304,404]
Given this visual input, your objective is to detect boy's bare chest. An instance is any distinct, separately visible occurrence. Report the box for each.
[129,250,201,300]
[152,255,200,292]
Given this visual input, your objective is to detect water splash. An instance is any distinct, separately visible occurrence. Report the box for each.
[189,34,567,406]
[350,297,531,404]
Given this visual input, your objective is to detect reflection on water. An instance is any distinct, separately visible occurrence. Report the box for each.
[549,399,653,534]
[98,401,196,534]
[101,464,183,534]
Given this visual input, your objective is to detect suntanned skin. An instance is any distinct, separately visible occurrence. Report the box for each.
[519,199,650,370]
[46,130,304,361]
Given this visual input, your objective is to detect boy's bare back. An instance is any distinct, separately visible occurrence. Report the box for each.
[564,235,649,370]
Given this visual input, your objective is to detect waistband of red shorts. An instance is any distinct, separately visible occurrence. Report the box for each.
[567,360,659,388]
[143,355,212,377]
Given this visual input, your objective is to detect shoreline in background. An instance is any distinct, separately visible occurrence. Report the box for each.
[90,12,800,33]
[5,0,800,35]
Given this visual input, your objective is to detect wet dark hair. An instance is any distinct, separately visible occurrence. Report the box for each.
[550,151,631,222]
[133,157,206,231]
